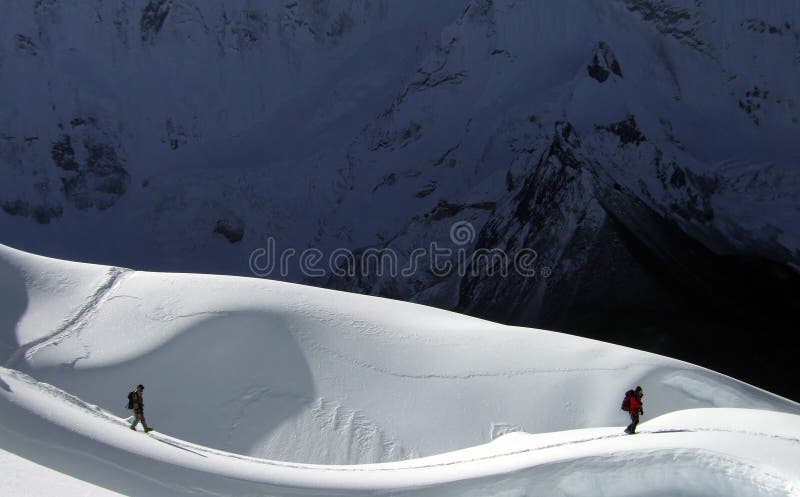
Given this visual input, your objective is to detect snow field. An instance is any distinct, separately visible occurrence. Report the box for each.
[1,243,799,495]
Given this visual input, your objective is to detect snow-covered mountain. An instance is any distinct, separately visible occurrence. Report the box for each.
[1,1,799,398]
[1,244,799,496]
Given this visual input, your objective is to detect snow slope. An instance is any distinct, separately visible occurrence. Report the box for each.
[1,243,799,496]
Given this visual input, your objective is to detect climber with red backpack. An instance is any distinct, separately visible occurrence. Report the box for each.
[621,385,644,434]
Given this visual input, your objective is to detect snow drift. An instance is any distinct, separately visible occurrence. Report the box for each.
[1,243,799,496]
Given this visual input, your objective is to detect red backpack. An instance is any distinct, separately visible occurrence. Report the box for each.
[621,389,634,411]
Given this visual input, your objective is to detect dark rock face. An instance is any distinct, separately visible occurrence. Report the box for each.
[15,34,38,55]
[51,135,79,171]
[327,11,353,39]
[1,199,30,217]
[1,199,63,224]
[368,121,424,151]
[140,0,171,43]
[460,122,599,326]
[214,218,245,243]
[163,119,186,150]
[587,41,623,82]
[277,0,365,46]
[622,0,707,53]
[587,56,610,82]
[740,18,792,35]
[426,200,495,221]
[739,86,769,126]
[32,203,63,224]
[415,182,438,198]
[597,116,647,146]
[51,134,130,211]
[232,9,270,49]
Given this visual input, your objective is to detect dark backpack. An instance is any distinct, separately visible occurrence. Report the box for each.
[127,391,135,410]
[621,389,634,411]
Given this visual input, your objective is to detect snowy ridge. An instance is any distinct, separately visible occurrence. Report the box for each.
[1,244,799,495]
[2,367,799,495]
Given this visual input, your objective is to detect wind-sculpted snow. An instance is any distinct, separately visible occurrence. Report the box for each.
[1,244,799,495]
[1,368,799,496]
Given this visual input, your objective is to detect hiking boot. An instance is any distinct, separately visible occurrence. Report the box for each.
[144,428,153,433]
[130,425,136,431]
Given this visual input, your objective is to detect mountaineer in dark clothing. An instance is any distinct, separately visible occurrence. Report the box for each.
[129,384,152,433]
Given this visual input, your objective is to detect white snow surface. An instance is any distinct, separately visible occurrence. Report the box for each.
[1,243,799,496]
